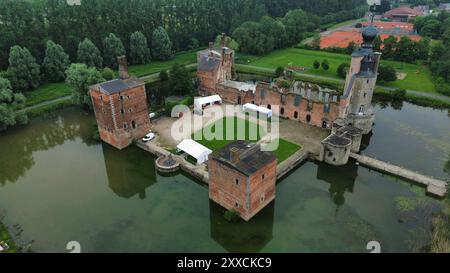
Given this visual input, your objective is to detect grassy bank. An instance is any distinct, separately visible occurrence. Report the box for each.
[0,222,18,253]
[374,88,450,109]
[238,48,436,93]
[25,99,74,118]
[20,50,198,108]
[24,82,71,107]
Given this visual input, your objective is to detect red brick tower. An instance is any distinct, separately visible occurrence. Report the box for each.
[90,56,151,150]
[197,33,235,96]
[209,141,277,221]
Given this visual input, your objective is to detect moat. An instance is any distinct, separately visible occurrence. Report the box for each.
[0,103,449,253]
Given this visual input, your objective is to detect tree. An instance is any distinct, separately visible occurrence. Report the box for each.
[378,65,397,82]
[382,36,397,60]
[159,70,169,81]
[77,38,103,69]
[130,31,151,65]
[103,33,125,68]
[214,35,239,51]
[65,63,104,108]
[42,40,70,82]
[420,19,441,39]
[275,67,285,77]
[0,77,27,131]
[322,59,329,71]
[169,63,193,96]
[7,46,40,91]
[337,63,349,78]
[313,60,320,69]
[152,27,173,61]
[346,41,356,54]
[101,67,115,81]
[282,9,309,45]
[373,36,382,52]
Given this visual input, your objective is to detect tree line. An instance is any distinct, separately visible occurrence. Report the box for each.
[414,12,450,95]
[0,0,367,69]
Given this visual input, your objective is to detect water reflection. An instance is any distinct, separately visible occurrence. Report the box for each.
[316,162,358,211]
[209,201,274,253]
[102,143,157,200]
[0,109,96,185]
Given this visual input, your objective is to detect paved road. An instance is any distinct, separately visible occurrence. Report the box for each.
[18,62,449,115]
[236,64,450,103]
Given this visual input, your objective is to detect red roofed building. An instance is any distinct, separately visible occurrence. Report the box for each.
[383,7,422,22]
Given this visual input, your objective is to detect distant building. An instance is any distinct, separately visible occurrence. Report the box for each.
[209,141,277,221]
[383,7,423,22]
[413,5,430,15]
[90,56,151,150]
[439,3,450,11]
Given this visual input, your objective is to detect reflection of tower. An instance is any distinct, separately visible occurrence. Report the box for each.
[316,162,358,210]
[359,131,374,152]
[101,143,156,199]
[209,200,274,253]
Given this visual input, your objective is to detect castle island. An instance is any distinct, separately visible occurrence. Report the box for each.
[90,26,447,222]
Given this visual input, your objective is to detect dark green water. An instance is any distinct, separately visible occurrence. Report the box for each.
[0,104,448,253]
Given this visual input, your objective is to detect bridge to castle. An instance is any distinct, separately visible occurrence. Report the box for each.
[350,153,448,198]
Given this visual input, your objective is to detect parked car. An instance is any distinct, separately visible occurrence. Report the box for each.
[142,132,156,142]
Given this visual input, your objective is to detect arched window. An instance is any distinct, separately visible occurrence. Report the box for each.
[359,105,364,113]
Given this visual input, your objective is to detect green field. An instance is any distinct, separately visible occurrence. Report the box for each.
[192,117,300,163]
[19,50,198,108]
[238,48,436,93]
[128,50,197,77]
[24,82,71,107]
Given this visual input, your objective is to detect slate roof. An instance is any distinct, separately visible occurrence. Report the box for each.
[322,134,352,147]
[198,57,221,72]
[97,77,145,95]
[211,141,276,176]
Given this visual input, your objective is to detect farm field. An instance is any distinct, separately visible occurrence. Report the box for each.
[237,48,436,93]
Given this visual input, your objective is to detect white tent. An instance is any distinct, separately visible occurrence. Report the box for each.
[177,139,213,165]
[243,103,272,118]
[194,95,222,114]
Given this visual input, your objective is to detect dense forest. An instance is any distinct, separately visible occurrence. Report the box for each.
[0,0,366,69]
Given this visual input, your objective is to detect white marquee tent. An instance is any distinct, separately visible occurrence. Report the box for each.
[194,95,222,114]
[176,139,213,165]
[243,103,272,118]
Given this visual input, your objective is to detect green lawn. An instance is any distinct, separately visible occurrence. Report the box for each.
[192,117,300,163]
[272,138,302,163]
[128,50,197,77]
[193,117,265,151]
[326,19,362,30]
[240,48,436,93]
[24,82,71,107]
[19,50,198,107]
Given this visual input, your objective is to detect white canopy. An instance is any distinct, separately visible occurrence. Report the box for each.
[194,95,222,114]
[243,103,272,118]
[177,139,213,165]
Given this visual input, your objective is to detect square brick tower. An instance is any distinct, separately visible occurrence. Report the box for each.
[90,56,151,150]
[209,141,277,221]
[197,33,235,96]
